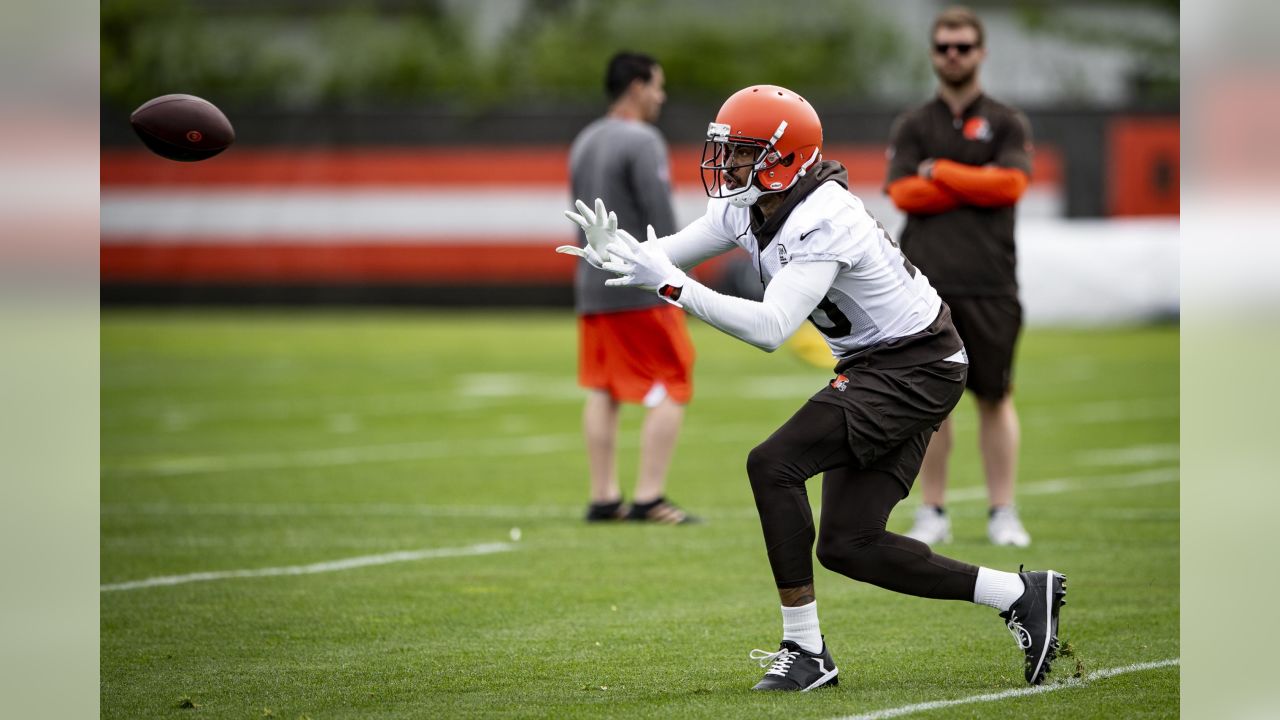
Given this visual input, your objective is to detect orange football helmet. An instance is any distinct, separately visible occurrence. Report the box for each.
[700,85,823,207]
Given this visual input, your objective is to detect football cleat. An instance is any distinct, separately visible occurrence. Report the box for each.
[1000,567,1067,685]
[904,505,951,545]
[988,506,1032,547]
[749,640,839,692]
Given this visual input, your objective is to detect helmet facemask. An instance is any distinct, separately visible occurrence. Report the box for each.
[701,120,791,208]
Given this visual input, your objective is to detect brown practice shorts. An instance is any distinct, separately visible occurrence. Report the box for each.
[578,304,694,405]
[943,295,1023,401]
[810,357,968,492]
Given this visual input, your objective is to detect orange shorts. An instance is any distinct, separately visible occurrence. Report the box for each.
[579,305,695,405]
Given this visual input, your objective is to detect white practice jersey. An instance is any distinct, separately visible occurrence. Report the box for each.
[700,181,943,358]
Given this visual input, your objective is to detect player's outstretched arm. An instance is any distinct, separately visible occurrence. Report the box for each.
[603,227,836,352]
[679,262,836,351]
[559,197,737,271]
[650,216,739,270]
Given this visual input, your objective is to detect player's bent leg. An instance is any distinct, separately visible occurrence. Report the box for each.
[743,401,858,691]
[816,462,978,601]
[746,401,856,588]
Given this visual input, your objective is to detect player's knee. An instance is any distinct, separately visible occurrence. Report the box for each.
[815,534,878,580]
[814,537,843,573]
[746,443,777,482]
[746,442,796,492]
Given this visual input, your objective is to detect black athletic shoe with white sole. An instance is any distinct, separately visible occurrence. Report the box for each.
[1000,567,1067,685]
[749,640,839,691]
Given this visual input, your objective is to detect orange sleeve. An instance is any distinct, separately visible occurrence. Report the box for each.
[930,159,1029,207]
[887,176,961,215]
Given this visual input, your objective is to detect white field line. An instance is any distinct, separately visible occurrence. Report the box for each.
[111,433,583,477]
[107,401,1182,478]
[100,541,515,592]
[943,466,1178,503]
[104,361,1176,428]
[1074,443,1179,467]
[831,658,1179,720]
[105,420,792,477]
[101,390,570,424]
[1029,397,1178,426]
[101,465,1177,520]
[101,374,822,425]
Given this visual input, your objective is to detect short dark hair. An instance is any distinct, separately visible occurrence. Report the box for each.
[932,6,985,47]
[604,51,659,102]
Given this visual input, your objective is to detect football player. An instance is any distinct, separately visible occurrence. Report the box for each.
[559,85,1065,691]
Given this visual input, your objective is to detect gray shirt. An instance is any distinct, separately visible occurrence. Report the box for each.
[569,117,678,314]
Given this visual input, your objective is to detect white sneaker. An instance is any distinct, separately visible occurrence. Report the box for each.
[904,505,951,545]
[988,506,1032,547]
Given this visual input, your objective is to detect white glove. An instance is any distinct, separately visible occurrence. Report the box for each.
[601,225,687,294]
[554,242,607,269]
[562,197,618,262]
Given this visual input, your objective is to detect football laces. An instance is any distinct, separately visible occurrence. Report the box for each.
[1005,612,1033,649]
[750,647,798,676]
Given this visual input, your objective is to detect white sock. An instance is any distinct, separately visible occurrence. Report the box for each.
[973,567,1026,612]
[781,601,823,654]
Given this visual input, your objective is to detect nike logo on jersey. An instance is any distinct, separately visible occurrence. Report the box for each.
[799,229,818,241]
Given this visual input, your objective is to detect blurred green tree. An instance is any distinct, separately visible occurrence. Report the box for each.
[100,0,914,110]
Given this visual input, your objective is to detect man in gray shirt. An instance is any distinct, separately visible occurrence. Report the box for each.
[569,52,696,524]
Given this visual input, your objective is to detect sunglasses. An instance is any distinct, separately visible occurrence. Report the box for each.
[933,42,977,55]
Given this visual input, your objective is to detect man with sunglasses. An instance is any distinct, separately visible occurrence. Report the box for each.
[559,83,1065,692]
[887,6,1035,549]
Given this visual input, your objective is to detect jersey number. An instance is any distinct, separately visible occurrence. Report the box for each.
[810,297,853,339]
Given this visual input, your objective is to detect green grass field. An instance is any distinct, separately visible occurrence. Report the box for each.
[101,310,1178,719]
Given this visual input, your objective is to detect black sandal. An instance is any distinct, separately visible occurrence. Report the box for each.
[625,497,700,525]
[584,498,628,522]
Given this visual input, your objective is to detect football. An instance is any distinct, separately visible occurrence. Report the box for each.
[129,94,235,162]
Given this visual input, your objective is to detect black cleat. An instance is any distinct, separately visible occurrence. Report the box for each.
[1000,567,1067,685]
[749,640,839,691]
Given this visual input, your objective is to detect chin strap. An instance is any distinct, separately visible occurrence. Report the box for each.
[728,185,764,208]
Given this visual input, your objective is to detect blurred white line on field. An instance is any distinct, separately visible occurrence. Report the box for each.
[102,466,1178,520]
[100,542,515,592]
[937,466,1178,503]
[1075,443,1179,466]
[1046,397,1179,425]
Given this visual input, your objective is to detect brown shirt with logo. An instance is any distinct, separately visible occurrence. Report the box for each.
[885,94,1032,297]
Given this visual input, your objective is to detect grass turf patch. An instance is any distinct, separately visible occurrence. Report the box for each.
[102,310,1178,719]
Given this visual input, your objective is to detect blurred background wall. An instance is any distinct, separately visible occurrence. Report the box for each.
[100,0,1179,325]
